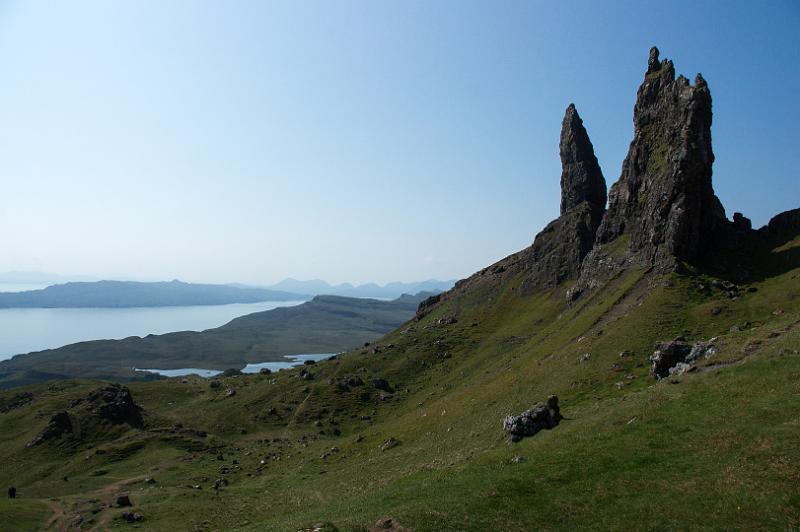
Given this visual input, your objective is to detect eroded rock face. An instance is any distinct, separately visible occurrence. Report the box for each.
[595,47,727,267]
[415,293,441,320]
[762,208,800,237]
[519,105,606,294]
[26,411,72,447]
[503,395,562,441]
[560,104,607,215]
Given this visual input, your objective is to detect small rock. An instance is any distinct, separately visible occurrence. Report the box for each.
[121,512,144,522]
[115,494,132,508]
[371,379,394,393]
[380,438,400,451]
[369,517,405,531]
[503,396,562,440]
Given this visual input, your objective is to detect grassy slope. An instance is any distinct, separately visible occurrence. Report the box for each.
[0,238,798,530]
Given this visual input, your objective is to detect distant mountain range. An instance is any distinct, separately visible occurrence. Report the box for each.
[0,276,453,308]
[0,270,96,285]
[263,278,454,299]
[0,280,307,308]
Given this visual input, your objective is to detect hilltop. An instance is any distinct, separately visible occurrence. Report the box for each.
[0,48,798,531]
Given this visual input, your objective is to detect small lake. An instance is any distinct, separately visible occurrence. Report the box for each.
[0,300,304,360]
[137,353,335,378]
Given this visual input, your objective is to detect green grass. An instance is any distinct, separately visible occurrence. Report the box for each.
[0,239,798,530]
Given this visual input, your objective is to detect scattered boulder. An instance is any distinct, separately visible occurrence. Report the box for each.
[209,380,221,389]
[711,279,739,298]
[225,388,237,397]
[121,512,144,522]
[26,411,72,447]
[212,478,228,490]
[503,396,562,442]
[369,517,406,531]
[380,438,400,451]
[650,339,718,378]
[115,494,132,508]
[299,369,314,381]
[371,379,393,393]
[344,375,364,387]
[259,368,272,375]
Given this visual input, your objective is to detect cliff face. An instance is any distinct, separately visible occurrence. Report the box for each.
[596,47,727,266]
[517,104,607,295]
[559,104,607,216]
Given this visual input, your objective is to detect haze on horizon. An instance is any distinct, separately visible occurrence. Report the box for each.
[1,1,797,286]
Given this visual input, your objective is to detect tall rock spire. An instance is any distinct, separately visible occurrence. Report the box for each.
[595,46,727,265]
[559,104,606,215]
[516,104,606,295]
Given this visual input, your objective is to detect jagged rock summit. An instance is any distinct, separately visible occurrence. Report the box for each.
[416,102,607,314]
[594,46,727,268]
[418,46,797,317]
[559,103,607,216]
[517,104,607,294]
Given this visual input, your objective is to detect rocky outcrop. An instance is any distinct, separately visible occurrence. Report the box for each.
[26,411,72,447]
[503,395,562,442]
[518,105,606,294]
[761,208,800,238]
[594,47,727,266]
[570,47,731,299]
[415,293,441,320]
[560,104,607,215]
[27,385,143,447]
[82,384,143,427]
[413,47,797,312]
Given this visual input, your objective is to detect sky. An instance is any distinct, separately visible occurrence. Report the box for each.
[0,1,797,285]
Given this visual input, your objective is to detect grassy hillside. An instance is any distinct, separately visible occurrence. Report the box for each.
[0,294,428,389]
[0,236,797,530]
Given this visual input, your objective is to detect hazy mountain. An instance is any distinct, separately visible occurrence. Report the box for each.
[0,270,96,285]
[267,278,454,298]
[0,280,307,308]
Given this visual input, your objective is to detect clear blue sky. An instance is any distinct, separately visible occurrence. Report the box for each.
[0,1,797,285]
